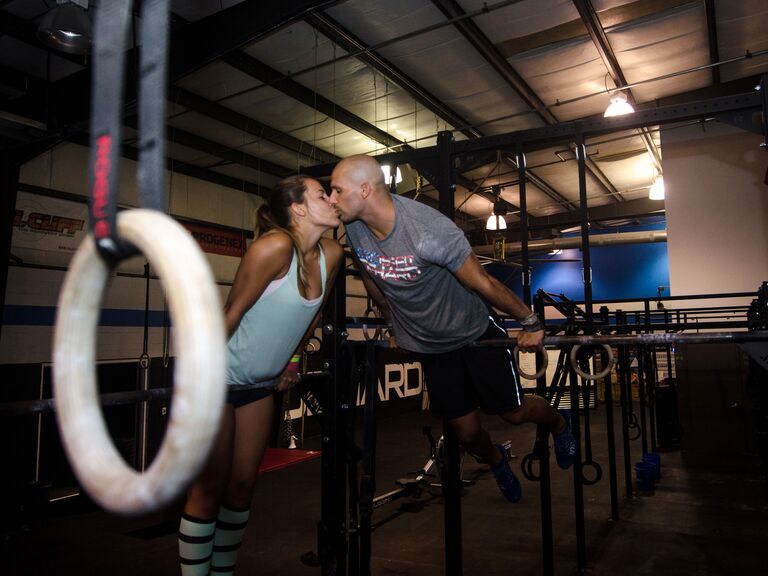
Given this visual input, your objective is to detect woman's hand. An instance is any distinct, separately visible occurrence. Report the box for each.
[276,367,299,391]
[276,355,301,391]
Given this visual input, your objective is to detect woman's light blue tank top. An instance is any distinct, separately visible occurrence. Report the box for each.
[226,245,327,387]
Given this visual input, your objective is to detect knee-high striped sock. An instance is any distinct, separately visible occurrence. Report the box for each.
[179,513,216,576]
[210,506,250,574]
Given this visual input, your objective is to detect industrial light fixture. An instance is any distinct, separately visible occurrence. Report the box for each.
[649,176,665,200]
[486,185,507,230]
[603,91,635,117]
[381,165,402,186]
[37,0,92,56]
[486,213,507,231]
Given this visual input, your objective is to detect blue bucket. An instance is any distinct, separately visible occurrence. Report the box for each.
[642,452,661,481]
[635,461,656,492]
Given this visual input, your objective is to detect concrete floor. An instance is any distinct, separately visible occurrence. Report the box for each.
[2,403,767,576]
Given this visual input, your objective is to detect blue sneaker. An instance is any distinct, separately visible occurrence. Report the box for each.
[553,409,577,469]
[490,444,522,503]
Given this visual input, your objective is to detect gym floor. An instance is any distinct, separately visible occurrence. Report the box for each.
[3,404,766,576]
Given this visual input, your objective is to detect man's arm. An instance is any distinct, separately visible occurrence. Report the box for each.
[453,251,544,351]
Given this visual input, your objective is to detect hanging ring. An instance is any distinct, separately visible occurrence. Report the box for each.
[361,306,383,341]
[53,209,227,516]
[513,347,549,380]
[569,344,614,381]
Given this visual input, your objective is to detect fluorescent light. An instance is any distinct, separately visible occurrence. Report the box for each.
[649,176,665,200]
[604,92,635,117]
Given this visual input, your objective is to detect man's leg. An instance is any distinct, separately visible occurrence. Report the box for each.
[448,409,522,503]
[499,393,564,431]
[447,409,499,465]
[500,395,576,469]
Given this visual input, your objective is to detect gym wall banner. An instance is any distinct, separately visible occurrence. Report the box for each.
[355,346,424,406]
[12,191,88,264]
[180,221,247,258]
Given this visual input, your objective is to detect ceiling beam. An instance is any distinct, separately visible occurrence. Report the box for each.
[704,0,720,85]
[431,0,558,126]
[305,11,483,140]
[167,87,338,166]
[126,121,293,179]
[524,196,663,231]
[431,0,595,208]
[221,51,407,151]
[572,0,663,174]
[501,153,575,210]
[496,0,696,59]
[2,0,340,128]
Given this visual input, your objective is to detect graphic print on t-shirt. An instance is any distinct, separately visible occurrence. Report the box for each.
[355,247,421,281]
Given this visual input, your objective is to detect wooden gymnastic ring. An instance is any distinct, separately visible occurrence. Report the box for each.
[569,344,614,381]
[53,209,227,516]
[513,347,548,380]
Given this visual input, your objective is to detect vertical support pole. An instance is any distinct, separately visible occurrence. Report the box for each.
[135,263,152,472]
[516,144,532,305]
[436,129,461,576]
[637,350,648,455]
[573,128,591,573]
[616,314,633,498]
[647,348,658,453]
[568,365,587,573]
[358,342,378,576]
[575,130,593,331]
[534,295,554,576]
[436,131,455,220]
[602,348,620,521]
[319,261,348,576]
[441,422,463,576]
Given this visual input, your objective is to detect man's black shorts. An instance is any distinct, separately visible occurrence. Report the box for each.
[419,315,523,420]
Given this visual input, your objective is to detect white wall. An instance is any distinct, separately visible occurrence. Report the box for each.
[662,121,768,298]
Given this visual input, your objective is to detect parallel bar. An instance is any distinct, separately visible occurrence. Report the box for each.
[474,331,768,347]
[0,371,331,417]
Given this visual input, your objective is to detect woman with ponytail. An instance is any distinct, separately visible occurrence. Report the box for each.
[179,175,343,575]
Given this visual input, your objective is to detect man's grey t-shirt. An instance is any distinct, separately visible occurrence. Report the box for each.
[345,195,488,354]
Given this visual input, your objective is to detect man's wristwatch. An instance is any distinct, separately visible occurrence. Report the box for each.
[519,312,544,333]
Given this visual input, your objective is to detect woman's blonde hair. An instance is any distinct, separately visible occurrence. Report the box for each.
[256,175,313,290]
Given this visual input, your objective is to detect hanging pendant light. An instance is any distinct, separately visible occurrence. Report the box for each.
[37,0,92,55]
[486,186,507,230]
[604,91,635,117]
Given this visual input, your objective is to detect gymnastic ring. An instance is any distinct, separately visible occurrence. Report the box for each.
[569,344,614,381]
[627,413,642,440]
[580,460,603,486]
[361,306,383,341]
[521,452,541,482]
[53,209,227,516]
[513,347,548,380]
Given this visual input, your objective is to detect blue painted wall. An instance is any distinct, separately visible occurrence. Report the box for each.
[487,224,670,302]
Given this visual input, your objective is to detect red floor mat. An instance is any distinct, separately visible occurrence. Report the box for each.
[259,448,320,473]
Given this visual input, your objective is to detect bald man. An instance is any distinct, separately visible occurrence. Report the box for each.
[329,154,576,504]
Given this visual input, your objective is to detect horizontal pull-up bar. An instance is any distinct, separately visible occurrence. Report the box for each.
[0,371,332,417]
